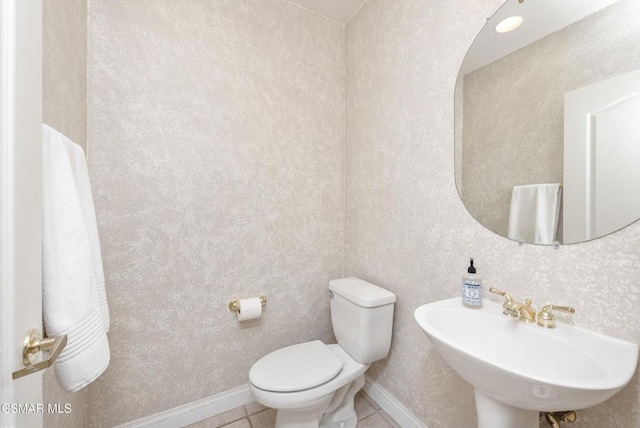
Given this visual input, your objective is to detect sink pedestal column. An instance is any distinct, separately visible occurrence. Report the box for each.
[475,390,538,428]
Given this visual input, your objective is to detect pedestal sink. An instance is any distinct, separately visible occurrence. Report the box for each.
[414,298,638,428]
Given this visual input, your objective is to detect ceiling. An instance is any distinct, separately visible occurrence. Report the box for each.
[288,0,368,24]
[460,0,620,74]
[287,0,621,71]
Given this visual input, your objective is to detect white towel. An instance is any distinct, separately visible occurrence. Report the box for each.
[507,183,562,245]
[61,136,110,330]
[42,124,110,392]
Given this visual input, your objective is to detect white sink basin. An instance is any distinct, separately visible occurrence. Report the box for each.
[414,298,638,428]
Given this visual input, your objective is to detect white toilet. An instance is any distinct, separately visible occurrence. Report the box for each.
[249,277,396,428]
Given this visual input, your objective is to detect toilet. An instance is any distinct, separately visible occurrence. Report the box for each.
[249,277,396,428]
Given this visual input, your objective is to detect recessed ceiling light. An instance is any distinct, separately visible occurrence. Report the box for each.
[495,16,523,33]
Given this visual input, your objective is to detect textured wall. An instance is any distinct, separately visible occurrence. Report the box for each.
[345,0,640,427]
[461,0,640,240]
[43,0,88,152]
[86,0,344,426]
[42,0,88,427]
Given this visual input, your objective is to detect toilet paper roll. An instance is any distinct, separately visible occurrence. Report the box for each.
[236,297,262,321]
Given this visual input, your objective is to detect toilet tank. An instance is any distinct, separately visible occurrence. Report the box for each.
[329,277,396,364]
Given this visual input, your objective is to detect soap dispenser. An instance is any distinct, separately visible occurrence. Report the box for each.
[462,258,482,309]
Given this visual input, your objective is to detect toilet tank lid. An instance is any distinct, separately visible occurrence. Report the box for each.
[329,277,396,308]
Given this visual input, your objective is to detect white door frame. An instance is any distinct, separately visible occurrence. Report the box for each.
[1,0,43,427]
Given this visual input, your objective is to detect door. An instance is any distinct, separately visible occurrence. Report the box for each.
[1,0,43,427]
[563,68,640,243]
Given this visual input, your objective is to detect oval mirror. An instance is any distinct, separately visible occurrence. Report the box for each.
[455,0,640,245]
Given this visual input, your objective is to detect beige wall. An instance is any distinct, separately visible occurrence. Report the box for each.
[42,0,88,427]
[43,0,87,151]
[345,0,640,427]
[461,0,640,240]
[85,0,344,426]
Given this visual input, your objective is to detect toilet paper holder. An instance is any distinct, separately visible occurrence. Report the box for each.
[228,296,267,313]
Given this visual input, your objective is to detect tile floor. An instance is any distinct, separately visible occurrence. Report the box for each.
[185,391,401,428]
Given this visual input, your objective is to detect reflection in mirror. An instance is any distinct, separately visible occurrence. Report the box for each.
[455,0,640,245]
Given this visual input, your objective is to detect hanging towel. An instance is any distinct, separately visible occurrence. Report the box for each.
[62,136,110,330]
[42,124,110,392]
[507,183,562,245]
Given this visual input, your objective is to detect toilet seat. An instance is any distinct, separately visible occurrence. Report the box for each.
[249,340,343,392]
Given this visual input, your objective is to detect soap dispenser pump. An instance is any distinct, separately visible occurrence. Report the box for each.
[462,258,482,309]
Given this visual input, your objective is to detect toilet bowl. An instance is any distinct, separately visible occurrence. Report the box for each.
[248,277,396,428]
[250,342,368,427]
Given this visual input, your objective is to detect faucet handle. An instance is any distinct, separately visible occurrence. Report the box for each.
[489,287,511,300]
[489,288,517,317]
[537,304,575,329]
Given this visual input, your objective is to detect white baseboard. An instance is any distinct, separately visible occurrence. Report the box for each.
[114,384,254,428]
[115,377,426,428]
[363,376,428,428]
